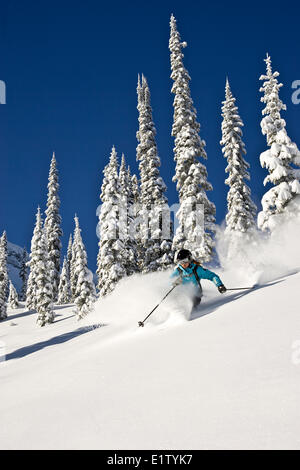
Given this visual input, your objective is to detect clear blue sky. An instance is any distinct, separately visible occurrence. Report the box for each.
[1,0,300,271]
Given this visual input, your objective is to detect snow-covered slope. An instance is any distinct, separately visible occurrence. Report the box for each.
[0,267,300,450]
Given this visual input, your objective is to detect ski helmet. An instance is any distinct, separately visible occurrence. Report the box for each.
[174,249,192,264]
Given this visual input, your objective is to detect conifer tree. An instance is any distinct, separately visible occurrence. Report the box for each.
[136,74,173,271]
[0,231,8,320]
[96,247,101,290]
[220,79,257,234]
[19,248,28,301]
[25,270,35,311]
[66,234,73,276]
[0,232,8,295]
[118,155,138,275]
[118,154,131,245]
[97,146,127,296]
[70,229,78,299]
[127,166,137,218]
[26,208,54,325]
[44,152,62,299]
[258,54,300,231]
[8,281,19,309]
[26,208,43,311]
[0,231,9,299]
[58,257,72,304]
[169,15,216,262]
[35,229,55,326]
[72,216,96,319]
[130,171,143,268]
[131,173,140,205]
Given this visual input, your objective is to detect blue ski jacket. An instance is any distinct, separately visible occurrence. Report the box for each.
[170,262,223,288]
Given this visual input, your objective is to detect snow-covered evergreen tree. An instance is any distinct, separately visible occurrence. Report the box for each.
[26,207,54,326]
[97,146,127,296]
[35,229,54,327]
[66,234,73,277]
[19,248,28,301]
[0,231,8,320]
[8,281,19,309]
[74,268,96,320]
[44,152,62,299]
[70,219,87,301]
[0,231,8,297]
[129,171,143,268]
[169,15,216,262]
[96,247,101,290]
[58,257,72,304]
[136,74,173,271]
[25,269,35,311]
[26,208,43,311]
[118,155,138,276]
[70,216,82,300]
[131,173,140,206]
[118,154,130,244]
[70,229,78,300]
[220,78,257,234]
[72,216,96,319]
[258,54,300,231]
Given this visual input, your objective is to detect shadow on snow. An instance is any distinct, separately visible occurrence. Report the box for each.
[4,309,36,322]
[190,279,285,322]
[5,324,107,361]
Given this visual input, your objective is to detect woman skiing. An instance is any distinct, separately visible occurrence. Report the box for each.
[171,249,227,309]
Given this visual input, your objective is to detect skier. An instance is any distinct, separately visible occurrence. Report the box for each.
[171,249,227,309]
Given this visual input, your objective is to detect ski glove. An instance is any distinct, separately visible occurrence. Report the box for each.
[172,276,183,287]
[218,285,227,294]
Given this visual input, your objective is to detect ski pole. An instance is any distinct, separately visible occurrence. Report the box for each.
[138,285,177,327]
[226,287,254,291]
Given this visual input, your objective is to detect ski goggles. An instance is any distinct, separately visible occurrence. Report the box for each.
[178,258,190,265]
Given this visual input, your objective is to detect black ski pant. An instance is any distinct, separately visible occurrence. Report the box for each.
[192,285,203,309]
[192,295,202,309]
